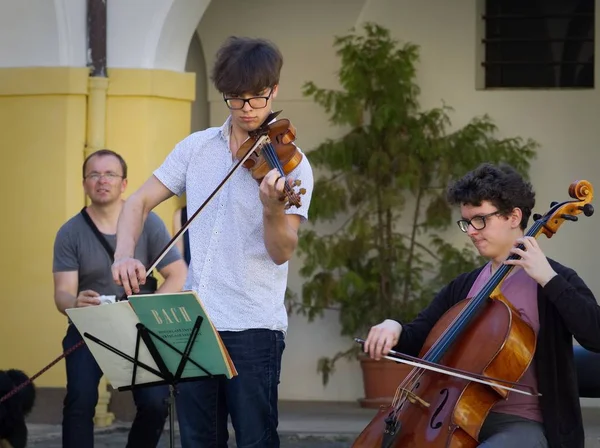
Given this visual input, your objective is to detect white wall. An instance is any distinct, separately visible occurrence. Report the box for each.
[192,0,600,402]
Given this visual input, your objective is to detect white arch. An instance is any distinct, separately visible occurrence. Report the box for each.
[0,0,86,67]
[154,0,212,72]
[108,0,211,71]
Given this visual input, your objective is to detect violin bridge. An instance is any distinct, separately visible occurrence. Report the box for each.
[401,388,430,408]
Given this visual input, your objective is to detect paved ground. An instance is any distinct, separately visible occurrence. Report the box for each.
[29,428,353,447]
[25,401,600,447]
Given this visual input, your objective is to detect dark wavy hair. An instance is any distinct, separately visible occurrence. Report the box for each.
[446,163,535,230]
[211,36,283,95]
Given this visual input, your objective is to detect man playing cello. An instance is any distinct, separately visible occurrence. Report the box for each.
[364,163,600,447]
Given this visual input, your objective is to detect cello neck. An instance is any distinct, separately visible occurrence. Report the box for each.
[423,218,546,364]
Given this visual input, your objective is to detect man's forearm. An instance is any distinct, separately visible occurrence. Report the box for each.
[263,209,298,265]
[156,261,188,293]
[115,194,148,259]
[54,292,76,316]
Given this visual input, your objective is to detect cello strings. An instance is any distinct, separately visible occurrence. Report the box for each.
[424,219,544,364]
[388,220,546,412]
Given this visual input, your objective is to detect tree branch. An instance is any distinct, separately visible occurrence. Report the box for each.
[398,234,440,261]
[402,185,424,304]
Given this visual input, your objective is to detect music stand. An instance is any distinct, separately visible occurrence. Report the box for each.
[67,297,230,448]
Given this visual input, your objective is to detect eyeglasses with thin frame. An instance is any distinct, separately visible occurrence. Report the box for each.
[457,211,502,233]
[223,89,273,110]
[84,172,123,181]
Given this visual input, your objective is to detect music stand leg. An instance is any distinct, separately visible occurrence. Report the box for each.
[167,384,177,448]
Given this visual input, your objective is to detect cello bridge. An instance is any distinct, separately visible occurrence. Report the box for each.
[400,388,430,408]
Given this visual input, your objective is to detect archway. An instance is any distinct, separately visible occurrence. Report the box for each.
[185,31,209,133]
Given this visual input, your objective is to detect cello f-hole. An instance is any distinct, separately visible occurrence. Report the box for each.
[430,388,449,430]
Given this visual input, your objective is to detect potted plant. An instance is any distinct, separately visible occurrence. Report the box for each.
[288,23,537,407]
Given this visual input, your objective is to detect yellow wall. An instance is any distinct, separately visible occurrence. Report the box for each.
[0,67,194,387]
[105,69,195,221]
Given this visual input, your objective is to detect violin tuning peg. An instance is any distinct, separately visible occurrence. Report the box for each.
[579,204,594,217]
[299,188,307,195]
[293,179,301,186]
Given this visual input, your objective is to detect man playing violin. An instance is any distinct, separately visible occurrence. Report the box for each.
[364,163,600,448]
[111,36,313,447]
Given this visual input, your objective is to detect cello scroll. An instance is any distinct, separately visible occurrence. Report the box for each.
[537,179,594,238]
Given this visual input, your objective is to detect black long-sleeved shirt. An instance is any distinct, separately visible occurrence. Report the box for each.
[395,259,600,448]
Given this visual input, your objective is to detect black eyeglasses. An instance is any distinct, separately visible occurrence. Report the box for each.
[223,89,273,110]
[457,211,502,232]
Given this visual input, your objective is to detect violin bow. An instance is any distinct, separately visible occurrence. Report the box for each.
[142,111,281,279]
[354,338,540,397]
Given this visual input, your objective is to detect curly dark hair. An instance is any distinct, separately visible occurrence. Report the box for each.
[211,36,283,95]
[446,163,535,230]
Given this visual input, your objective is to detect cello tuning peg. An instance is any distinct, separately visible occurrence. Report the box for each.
[533,213,542,221]
[561,214,578,222]
[578,204,594,217]
[551,201,559,207]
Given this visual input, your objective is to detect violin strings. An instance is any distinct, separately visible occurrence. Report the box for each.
[262,142,297,203]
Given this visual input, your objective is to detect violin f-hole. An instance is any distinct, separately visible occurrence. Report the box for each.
[429,388,449,430]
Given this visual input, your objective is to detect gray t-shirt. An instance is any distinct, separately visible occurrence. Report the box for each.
[53,210,181,298]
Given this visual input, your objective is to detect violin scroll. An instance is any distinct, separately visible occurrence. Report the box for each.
[540,180,594,238]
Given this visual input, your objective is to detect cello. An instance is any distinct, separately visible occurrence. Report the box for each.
[352,179,595,448]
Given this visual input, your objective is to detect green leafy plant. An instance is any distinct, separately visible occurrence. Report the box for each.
[289,23,538,385]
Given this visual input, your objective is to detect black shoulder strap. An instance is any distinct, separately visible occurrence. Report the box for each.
[80,207,114,262]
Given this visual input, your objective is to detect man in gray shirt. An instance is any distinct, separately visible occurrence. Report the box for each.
[52,149,188,448]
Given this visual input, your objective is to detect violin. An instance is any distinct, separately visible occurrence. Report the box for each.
[352,180,595,448]
[236,110,306,208]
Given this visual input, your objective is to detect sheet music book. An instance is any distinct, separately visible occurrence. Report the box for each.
[66,301,163,388]
[128,291,237,379]
[66,291,236,389]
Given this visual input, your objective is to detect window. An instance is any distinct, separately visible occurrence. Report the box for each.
[481,0,595,88]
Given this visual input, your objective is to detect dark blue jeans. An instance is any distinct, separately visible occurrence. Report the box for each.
[62,323,169,448]
[175,329,285,448]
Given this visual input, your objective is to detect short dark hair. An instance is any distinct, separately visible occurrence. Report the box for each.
[446,163,535,230]
[83,149,128,179]
[211,36,283,95]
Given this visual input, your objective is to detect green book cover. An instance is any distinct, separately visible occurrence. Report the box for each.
[128,291,237,380]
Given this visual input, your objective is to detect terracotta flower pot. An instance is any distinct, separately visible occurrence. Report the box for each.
[358,355,413,408]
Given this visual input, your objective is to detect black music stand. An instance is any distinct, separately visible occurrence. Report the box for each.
[83,315,219,448]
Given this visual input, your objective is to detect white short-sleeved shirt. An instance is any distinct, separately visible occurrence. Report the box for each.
[154,116,313,333]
